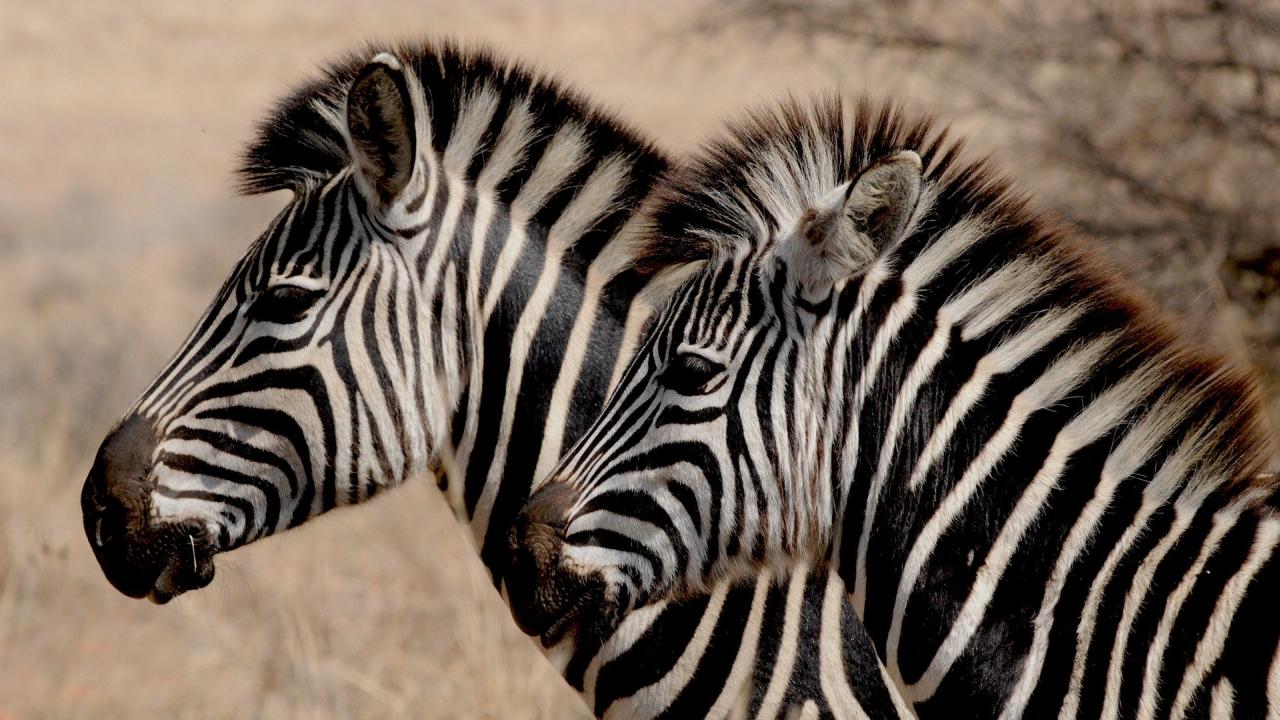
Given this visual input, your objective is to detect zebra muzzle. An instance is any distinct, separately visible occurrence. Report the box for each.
[505,483,616,649]
[81,413,217,603]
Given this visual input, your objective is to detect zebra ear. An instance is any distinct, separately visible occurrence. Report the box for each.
[346,53,419,207]
[786,150,923,292]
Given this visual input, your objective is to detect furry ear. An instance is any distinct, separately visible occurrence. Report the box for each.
[845,149,923,251]
[346,53,418,206]
[785,150,923,292]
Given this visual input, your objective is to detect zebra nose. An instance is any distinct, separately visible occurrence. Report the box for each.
[505,482,588,640]
[81,414,168,598]
[84,413,157,536]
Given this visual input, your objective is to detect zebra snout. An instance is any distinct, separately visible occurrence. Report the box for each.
[81,413,216,602]
[505,482,614,648]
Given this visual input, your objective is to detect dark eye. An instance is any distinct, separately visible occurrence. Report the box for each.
[658,352,727,396]
[250,284,323,324]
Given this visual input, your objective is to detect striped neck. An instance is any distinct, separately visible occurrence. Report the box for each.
[407,153,665,572]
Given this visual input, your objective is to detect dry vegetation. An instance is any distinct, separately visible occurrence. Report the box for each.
[0,1,1275,718]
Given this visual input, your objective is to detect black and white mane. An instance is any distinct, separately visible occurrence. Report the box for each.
[239,41,666,199]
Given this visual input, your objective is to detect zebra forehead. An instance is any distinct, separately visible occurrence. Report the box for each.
[236,39,667,197]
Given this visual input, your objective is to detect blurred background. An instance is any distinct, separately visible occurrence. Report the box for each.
[0,1,1275,717]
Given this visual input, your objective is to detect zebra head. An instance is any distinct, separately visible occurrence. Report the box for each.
[507,101,929,637]
[81,52,444,602]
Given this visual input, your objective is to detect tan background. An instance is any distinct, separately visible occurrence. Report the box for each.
[0,1,1275,718]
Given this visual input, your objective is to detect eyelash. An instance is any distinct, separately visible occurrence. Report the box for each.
[658,352,727,396]
[248,284,323,324]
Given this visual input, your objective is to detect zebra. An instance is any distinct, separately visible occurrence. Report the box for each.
[78,42,909,719]
[508,97,1280,718]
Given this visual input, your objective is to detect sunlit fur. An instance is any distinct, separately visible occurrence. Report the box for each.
[106,42,909,718]
[544,97,1280,717]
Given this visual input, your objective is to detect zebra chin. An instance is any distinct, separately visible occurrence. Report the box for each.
[504,483,627,653]
[80,413,218,604]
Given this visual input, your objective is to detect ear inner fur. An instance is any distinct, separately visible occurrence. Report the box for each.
[849,149,923,251]
[787,149,924,294]
[346,55,418,205]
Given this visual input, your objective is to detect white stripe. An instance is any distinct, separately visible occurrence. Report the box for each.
[911,357,1166,701]
[818,573,874,720]
[604,582,731,719]
[887,330,1108,686]
[755,568,811,720]
[583,595,667,709]
[850,284,921,615]
[442,88,499,176]
[1209,677,1234,719]
[1267,634,1280,714]
[1001,391,1200,718]
[705,573,773,720]
[1169,516,1280,720]
[476,98,535,192]
[1133,507,1239,720]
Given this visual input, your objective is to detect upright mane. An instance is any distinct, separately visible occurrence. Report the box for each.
[645,98,1004,264]
[237,40,666,196]
[648,96,1276,496]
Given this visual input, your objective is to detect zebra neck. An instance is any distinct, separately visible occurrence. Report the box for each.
[815,233,1275,688]
[414,171,655,576]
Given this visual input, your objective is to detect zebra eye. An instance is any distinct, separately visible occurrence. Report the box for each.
[659,352,726,396]
[250,284,323,324]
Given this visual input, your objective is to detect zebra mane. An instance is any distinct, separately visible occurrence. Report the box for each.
[237,40,667,196]
[649,96,1276,493]
[645,97,962,266]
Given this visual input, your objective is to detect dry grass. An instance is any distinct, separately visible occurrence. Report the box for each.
[1,1,1274,717]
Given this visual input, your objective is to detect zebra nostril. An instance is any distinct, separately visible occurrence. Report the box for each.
[86,472,132,550]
